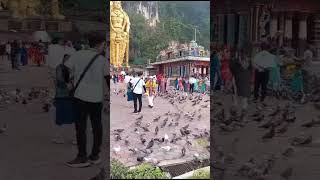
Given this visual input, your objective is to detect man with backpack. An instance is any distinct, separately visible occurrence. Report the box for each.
[64,33,106,168]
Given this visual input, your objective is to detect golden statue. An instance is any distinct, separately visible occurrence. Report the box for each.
[5,0,64,19]
[110,1,130,68]
[51,0,65,19]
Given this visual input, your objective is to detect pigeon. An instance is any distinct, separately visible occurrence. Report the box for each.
[113,146,121,153]
[164,133,169,141]
[285,115,296,123]
[262,126,275,139]
[0,124,7,134]
[42,103,50,112]
[182,124,189,130]
[124,140,129,145]
[155,126,159,135]
[301,119,320,128]
[136,115,143,120]
[115,135,121,141]
[181,147,186,157]
[153,116,161,122]
[277,123,289,134]
[137,156,145,162]
[129,148,137,153]
[280,167,293,180]
[180,128,186,136]
[140,137,146,145]
[282,147,294,157]
[135,120,142,126]
[186,140,192,146]
[197,114,202,120]
[22,99,27,105]
[161,146,171,151]
[146,139,154,149]
[269,106,281,117]
[161,119,168,128]
[114,129,125,133]
[259,119,273,129]
[142,126,150,132]
[253,115,264,122]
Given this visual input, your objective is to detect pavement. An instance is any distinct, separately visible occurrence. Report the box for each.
[110,81,210,167]
[0,59,106,180]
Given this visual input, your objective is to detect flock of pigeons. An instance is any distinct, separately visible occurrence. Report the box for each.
[0,87,53,136]
[213,81,320,180]
[111,90,210,165]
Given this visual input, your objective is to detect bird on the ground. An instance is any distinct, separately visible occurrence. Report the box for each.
[262,126,275,139]
[115,135,121,141]
[182,124,189,130]
[113,146,121,153]
[140,137,146,145]
[258,119,274,129]
[155,126,159,135]
[285,115,296,123]
[277,123,289,134]
[282,147,294,157]
[146,139,154,149]
[253,115,265,122]
[114,129,124,133]
[161,118,168,128]
[124,140,129,145]
[301,119,318,128]
[42,103,50,112]
[161,146,171,151]
[269,106,281,117]
[181,147,186,157]
[22,99,27,105]
[280,167,293,180]
[136,115,143,120]
[129,148,138,154]
[135,120,142,126]
[186,140,192,146]
[153,116,161,122]
[164,133,169,141]
[142,126,150,132]
[0,124,7,134]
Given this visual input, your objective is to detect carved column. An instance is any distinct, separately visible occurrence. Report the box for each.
[298,12,308,57]
[284,12,293,47]
[238,12,249,50]
[227,13,236,47]
[313,14,320,61]
[218,14,225,45]
[270,12,278,38]
[279,12,285,47]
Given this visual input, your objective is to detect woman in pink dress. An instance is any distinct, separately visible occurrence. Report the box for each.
[221,47,233,92]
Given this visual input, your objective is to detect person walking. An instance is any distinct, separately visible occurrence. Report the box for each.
[189,76,196,93]
[64,34,106,168]
[129,71,146,113]
[230,49,252,113]
[211,49,222,90]
[145,76,157,108]
[10,41,19,70]
[253,43,273,103]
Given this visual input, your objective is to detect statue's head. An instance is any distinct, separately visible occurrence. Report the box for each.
[113,1,122,10]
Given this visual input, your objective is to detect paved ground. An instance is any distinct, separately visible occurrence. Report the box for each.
[110,81,210,167]
[0,59,106,180]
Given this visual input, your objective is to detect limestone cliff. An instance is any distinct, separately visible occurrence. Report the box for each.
[122,1,159,27]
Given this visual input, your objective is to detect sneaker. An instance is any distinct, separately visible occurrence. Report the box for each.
[89,155,101,165]
[66,157,90,168]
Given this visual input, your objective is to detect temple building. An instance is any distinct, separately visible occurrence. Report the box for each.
[212,0,320,61]
[149,40,210,77]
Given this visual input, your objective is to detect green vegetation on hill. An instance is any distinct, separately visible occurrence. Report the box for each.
[127,1,210,65]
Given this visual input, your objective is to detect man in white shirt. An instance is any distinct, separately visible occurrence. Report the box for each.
[303,45,313,70]
[189,76,196,93]
[48,38,65,78]
[64,34,107,168]
[129,71,146,113]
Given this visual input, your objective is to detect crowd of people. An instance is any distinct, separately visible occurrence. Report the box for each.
[111,71,210,114]
[211,40,314,114]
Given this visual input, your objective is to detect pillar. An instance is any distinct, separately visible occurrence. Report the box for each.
[270,12,278,38]
[238,12,249,49]
[313,14,320,61]
[227,13,236,47]
[218,15,225,45]
[298,12,308,57]
[279,12,286,47]
[284,12,293,46]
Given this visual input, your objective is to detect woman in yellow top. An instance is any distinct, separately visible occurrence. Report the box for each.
[145,76,157,108]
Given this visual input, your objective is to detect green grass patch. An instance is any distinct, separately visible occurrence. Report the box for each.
[187,169,210,179]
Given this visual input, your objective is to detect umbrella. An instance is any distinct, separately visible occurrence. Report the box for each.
[120,71,126,75]
[253,51,277,69]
